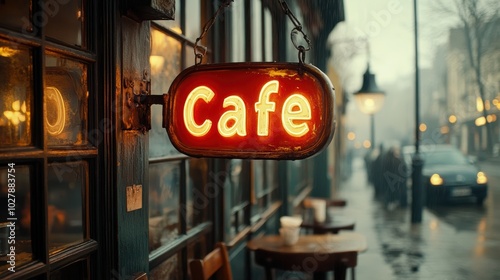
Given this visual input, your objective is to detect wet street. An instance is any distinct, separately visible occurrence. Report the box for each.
[337,157,500,280]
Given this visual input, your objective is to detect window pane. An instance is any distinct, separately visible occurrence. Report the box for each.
[45,0,84,48]
[251,0,263,62]
[264,8,273,61]
[185,1,200,41]
[47,161,86,254]
[150,253,182,280]
[230,2,245,62]
[45,54,88,146]
[187,158,209,230]
[0,40,33,147]
[0,0,30,30]
[153,0,181,34]
[149,161,180,253]
[0,165,32,273]
[150,28,181,158]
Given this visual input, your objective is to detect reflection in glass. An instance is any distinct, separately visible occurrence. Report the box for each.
[153,0,181,34]
[149,28,182,158]
[45,0,84,47]
[251,0,263,62]
[0,0,30,31]
[187,158,209,230]
[45,54,88,146]
[230,3,245,62]
[149,253,181,280]
[149,161,180,253]
[0,166,32,272]
[185,1,200,41]
[0,40,32,147]
[47,162,86,254]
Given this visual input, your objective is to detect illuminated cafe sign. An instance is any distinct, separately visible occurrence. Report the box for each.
[163,62,336,159]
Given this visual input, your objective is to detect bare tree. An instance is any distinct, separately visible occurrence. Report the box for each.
[431,0,500,153]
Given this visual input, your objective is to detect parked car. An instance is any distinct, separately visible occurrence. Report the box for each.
[402,145,488,205]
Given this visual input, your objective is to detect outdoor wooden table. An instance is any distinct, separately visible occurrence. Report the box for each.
[247,232,367,280]
[301,208,356,234]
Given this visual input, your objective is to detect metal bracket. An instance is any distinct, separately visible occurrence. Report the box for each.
[122,70,166,133]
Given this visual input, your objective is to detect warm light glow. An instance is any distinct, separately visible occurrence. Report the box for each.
[475,116,486,126]
[440,126,449,134]
[255,80,278,136]
[281,94,311,137]
[429,219,439,231]
[430,173,443,186]
[448,115,457,124]
[477,172,488,184]
[150,55,165,74]
[217,96,247,137]
[354,92,385,115]
[45,87,66,135]
[419,123,427,132]
[363,140,371,149]
[347,132,356,141]
[183,81,313,139]
[354,142,362,149]
[184,86,214,136]
[476,97,484,112]
[475,114,497,126]
[0,47,20,57]
[3,100,27,126]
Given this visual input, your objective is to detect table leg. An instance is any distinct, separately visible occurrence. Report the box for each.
[334,267,347,280]
[312,271,327,280]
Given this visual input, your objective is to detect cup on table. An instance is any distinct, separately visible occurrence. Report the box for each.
[279,216,302,246]
[310,199,326,223]
[279,226,300,246]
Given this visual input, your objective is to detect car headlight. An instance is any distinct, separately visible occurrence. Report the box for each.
[477,172,488,184]
[430,174,444,186]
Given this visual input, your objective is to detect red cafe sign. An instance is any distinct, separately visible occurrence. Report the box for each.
[163,62,336,159]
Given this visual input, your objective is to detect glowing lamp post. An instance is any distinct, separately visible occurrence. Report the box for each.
[353,66,385,149]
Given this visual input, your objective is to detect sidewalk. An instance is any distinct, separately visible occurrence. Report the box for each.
[336,157,500,280]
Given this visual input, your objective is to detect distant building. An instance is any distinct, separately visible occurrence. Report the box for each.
[445,17,500,156]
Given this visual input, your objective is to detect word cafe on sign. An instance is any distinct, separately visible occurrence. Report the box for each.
[162,62,336,159]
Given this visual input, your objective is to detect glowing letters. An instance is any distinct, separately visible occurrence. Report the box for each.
[166,62,335,159]
[183,80,312,139]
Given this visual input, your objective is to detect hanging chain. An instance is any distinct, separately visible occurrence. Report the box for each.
[194,0,234,65]
[278,0,311,64]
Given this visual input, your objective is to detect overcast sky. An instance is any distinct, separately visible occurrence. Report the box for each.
[329,0,457,148]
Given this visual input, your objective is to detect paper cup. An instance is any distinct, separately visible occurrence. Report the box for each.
[279,226,300,246]
[280,216,303,228]
[311,199,326,223]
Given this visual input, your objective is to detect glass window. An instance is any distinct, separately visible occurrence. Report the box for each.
[45,54,88,147]
[185,1,201,41]
[230,2,245,62]
[187,158,209,230]
[47,161,86,254]
[0,0,30,30]
[0,165,32,271]
[264,8,273,62]
[150,28,182,158]
[154,0,181,34]
[149,161,181,253]
[251,0,263,62]
[149,253,182,280]
[45,0,84,48]
[0,40,33,147]
[0,0,95,278]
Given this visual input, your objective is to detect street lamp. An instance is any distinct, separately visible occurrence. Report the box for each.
[353,65,385,149]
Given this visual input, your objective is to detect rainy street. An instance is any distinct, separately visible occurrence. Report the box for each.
[338,157,500,280]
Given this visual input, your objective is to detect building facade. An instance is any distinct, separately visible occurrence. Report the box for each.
[0,1,344,279]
